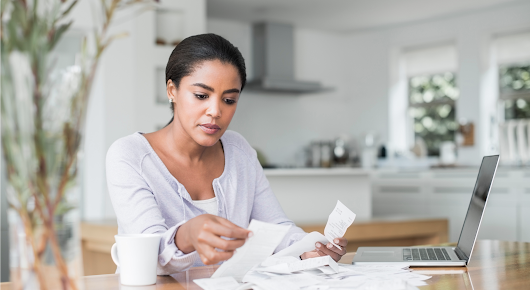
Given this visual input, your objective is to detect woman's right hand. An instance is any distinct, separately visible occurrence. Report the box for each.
[175,214,251,265]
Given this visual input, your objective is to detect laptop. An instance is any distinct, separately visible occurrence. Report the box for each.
[352,155,500,266]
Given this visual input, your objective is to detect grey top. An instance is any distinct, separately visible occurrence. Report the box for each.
[106,130,307,274]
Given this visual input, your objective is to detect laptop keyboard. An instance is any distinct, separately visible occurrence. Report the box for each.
[403,248,451,261]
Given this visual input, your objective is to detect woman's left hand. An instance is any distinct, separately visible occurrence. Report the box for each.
[300,237,348,262]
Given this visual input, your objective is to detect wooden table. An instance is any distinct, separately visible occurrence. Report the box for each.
[80,218,448,275]
[300,217,448,253]
[2,240,529,289]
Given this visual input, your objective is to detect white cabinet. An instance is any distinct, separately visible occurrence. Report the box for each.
[264,169,371,225]
[373,173,427,217]
[372,168,529,243]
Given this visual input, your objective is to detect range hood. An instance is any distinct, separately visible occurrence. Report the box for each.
[246,22,328,94]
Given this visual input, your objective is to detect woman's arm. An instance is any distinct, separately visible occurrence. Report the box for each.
[106,146,198,274]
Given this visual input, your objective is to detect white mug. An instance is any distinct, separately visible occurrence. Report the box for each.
[111,234,161,286]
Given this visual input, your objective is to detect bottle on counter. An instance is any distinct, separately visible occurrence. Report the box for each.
[310,140,321,168]
[361,132,377,169]
[320,141,332,168]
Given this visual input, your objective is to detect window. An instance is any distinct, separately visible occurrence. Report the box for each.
[389,43,459,156]
[408,72,459,156]
[495,31,530,120]
[500,64,530,119]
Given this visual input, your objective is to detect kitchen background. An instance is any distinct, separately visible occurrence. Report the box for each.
[2,0,530,281]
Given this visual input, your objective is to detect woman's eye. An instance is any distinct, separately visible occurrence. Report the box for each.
[195,94,208,100]
[224,99,236,105]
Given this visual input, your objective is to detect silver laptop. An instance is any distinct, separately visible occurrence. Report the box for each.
[353,155,500,266]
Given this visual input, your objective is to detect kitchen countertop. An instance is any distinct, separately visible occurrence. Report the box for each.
[262,166,530,177]
[263,167,370,176]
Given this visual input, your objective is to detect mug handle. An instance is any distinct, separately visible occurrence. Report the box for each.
[111,243,120,267]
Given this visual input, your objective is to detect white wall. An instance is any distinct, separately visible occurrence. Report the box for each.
[68,0,206,221]
[207,1,530,166]
[208,19,352,165]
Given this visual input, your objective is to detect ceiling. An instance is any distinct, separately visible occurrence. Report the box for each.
[207,0,521,32]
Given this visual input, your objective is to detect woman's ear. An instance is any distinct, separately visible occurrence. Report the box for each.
[167,79,177,103]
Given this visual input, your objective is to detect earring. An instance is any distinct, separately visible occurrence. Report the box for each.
[169,98,174,103]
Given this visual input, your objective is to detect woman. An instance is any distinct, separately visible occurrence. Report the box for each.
[106,34,347,274]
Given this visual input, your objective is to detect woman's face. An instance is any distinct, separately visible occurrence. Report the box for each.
[169,60,242,147]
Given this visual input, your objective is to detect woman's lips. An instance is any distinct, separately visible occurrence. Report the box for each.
[199,123,221,134]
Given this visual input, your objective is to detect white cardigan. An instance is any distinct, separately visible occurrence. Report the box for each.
[106,130,307,274]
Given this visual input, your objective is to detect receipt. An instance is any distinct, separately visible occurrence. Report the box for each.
[260,256,339,274]
[211,220,291,281]
[252,273,322,290]
[193,277,239,290]
[271,231,329,258]
[324,200,356,250]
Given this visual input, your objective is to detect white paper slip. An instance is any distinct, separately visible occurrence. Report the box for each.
[271,231,329,258]
[211,220,291,282]
[317,266,336,274]
[234,283,257,290]
[253,273,321,290]
[324,200,356,250]
[261,256,300,267]
[193,276,240,290]
[260,256,339,274]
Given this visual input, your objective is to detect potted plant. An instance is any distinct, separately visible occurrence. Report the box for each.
[1,0,155,288]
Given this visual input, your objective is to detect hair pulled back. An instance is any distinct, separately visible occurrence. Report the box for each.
[165,33,247,125]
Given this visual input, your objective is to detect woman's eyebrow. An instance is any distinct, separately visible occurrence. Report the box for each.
[192,83,214,92]
[192,83,240,94]
[223,88,240,94]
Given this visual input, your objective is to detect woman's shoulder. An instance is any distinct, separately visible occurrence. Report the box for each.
[106,132,150,164]
[221,130,256,159]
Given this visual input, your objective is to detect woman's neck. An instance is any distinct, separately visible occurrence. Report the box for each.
[163,121,219,165]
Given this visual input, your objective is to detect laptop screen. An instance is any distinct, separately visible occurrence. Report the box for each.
[456,155,499,260]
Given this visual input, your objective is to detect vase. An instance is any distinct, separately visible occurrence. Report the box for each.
[2,51,85,289]
[8,200,84,290]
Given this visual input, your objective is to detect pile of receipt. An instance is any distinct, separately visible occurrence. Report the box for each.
[194,255,431,290]
[196,202,431,290]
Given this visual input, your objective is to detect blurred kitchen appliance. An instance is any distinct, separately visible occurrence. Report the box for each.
[333,137,349,165]
[320,141,332,168]
[310,141,321,168]
[246,22,329,93]
[361,133,377,169]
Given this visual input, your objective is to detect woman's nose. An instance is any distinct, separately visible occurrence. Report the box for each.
[206,99,222,118]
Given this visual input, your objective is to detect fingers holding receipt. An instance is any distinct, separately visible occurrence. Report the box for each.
[324,200,356,250]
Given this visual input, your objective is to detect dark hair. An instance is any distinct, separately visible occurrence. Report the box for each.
[164,33,247,125]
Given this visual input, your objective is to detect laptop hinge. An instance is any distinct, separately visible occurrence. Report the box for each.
[454,247,468,261]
